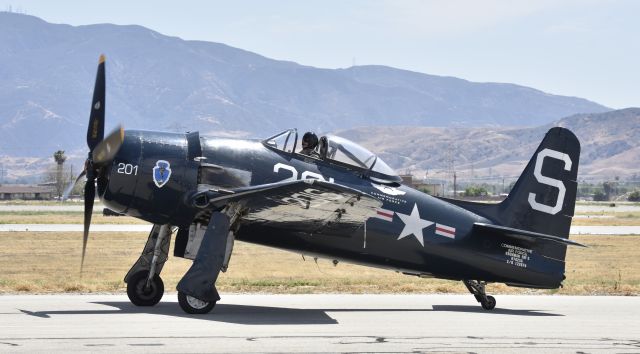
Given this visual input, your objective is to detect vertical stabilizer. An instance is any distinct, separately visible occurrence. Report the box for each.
[497,127,580,239]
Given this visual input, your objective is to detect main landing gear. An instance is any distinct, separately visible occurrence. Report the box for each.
[123,223,220,314]
[125,204,241,314]
[463,280,496,310]
[175,204,241,315]
[125,224,172,307]
[178,291,217,314]
[127,271,164,306]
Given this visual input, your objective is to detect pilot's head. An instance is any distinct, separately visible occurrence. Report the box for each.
[302,132,318,150]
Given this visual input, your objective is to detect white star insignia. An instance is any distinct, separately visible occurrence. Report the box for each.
[396,203,434,246]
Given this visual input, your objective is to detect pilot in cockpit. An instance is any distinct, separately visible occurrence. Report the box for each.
[300,132,320,158]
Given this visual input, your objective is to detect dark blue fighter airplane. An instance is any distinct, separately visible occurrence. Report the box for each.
[68,56,584,314]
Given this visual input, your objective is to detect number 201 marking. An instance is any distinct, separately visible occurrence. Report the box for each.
[527,148,572,215]
[117,163,138,176]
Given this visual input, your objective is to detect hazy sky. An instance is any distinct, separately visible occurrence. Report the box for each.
[2,0,638,108]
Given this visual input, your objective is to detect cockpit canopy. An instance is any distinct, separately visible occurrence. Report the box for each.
[264,129,401,183]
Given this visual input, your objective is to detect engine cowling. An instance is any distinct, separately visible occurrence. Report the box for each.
[99,130,201,226]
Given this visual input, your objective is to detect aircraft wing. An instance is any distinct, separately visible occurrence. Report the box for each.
[192,180,383,234]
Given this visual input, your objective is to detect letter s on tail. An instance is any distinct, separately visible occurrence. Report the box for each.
[527,147,573,215]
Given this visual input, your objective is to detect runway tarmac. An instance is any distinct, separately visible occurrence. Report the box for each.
[1,223,639,234]
[0,294,638,353]
[0,205,104,212]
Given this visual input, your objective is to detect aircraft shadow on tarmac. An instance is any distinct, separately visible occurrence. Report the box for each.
[430,305,562,316]
[17,301,561,325]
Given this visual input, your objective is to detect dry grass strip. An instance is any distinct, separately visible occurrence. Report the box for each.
[0,232,637,295]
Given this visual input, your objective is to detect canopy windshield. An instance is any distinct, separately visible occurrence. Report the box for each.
[323,134,397,177]
[263,129,297,153]
[262,129,400,182]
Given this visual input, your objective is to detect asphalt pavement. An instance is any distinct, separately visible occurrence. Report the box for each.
[0,294,638,353]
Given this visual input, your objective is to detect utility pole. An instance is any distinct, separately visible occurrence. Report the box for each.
[446,142,457,198]
[453,172,457,198]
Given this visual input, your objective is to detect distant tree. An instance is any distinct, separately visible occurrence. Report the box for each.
[577,182,596,199]
[464,186,488,197]
[66,164,85,198]
[593,190,608,201]
[603,182,613,201]
[628,191,640,202]
[53,150,67,198]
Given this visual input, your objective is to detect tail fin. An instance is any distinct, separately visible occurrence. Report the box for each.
[441,127,581,262]
[497,127,580,239]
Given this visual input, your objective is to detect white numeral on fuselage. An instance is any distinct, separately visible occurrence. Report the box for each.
[273,163,334,183]
[527,148,572,215]
[117,163,138,176]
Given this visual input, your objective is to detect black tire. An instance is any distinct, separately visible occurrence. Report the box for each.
[126,271,164,306]
[481,295,496,310]
[178,291,216,314]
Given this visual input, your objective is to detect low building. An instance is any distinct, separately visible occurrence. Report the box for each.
[399,174,414,186]
[0,185,56,200]
[399,175,446,196]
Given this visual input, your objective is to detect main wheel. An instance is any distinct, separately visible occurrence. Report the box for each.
[481,295,496,310]
[126,271,164,306]
[178,291,216,314]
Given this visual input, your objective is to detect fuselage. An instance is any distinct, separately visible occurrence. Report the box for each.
[100,130,565,287]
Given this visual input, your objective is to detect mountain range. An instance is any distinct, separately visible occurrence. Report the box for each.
[338,108,640,181]
[0,12,634,182]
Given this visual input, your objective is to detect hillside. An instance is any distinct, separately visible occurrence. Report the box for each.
[337,108,640,180]
[0,12,609,161]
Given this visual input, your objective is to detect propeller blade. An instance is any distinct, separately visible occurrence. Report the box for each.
[81,175,96,272]
[62,170,87,201]
[93,125,124,165]
[87,54,106,152]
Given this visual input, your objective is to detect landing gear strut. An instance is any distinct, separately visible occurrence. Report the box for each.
[125,224,172,306]
[176,204,241,314]
[463,280,496,310]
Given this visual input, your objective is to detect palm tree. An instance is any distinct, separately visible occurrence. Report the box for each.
[53,150,67,198]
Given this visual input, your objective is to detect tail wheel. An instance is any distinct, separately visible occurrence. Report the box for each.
[178,291,216,314]
[481,295,496,310]
[126,271,164,306]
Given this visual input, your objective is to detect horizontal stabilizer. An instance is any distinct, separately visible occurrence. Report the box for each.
[474,223,586,248]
